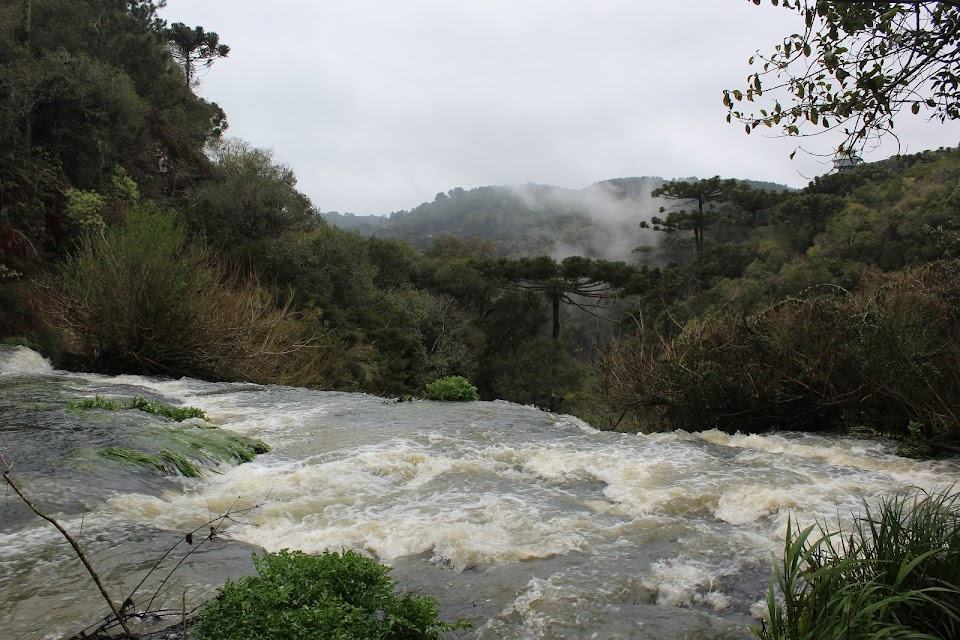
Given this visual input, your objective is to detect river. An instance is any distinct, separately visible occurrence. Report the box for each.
[1,345,957,639]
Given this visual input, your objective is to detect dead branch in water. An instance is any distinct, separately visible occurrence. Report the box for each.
[1,452,137,638]
[2,450,264,639]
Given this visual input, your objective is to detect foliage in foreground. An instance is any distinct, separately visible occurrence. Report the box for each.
[756,489,960,640]
[425,375,480,402]
[196,549,459,640]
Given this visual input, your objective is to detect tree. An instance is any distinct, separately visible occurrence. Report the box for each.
[480,255,640,340]
[164,21,229,87]
[641,176,736,253]
[724,181,786,228]
[189,139,318,249]
[725,1,960,152]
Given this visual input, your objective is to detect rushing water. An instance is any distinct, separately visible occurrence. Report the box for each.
[2,346,958,639]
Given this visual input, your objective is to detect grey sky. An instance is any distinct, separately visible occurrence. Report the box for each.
[169,1,960,216]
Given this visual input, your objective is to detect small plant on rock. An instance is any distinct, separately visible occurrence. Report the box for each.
[425,375,479,401]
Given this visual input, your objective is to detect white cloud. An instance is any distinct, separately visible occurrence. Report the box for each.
[170,0,960,215]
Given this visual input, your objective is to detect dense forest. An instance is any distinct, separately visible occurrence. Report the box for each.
[2,0,958,458]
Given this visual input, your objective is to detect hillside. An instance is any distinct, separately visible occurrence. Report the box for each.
[325,178,665,261]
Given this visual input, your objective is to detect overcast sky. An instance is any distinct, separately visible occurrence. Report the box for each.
[168,1,960,216]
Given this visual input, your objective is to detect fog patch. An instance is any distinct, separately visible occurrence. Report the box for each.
[507,178,667,262]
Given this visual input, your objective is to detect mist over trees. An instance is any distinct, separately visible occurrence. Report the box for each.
[323,179,666,261]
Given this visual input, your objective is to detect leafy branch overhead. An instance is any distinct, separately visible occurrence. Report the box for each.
[724,1,960,152]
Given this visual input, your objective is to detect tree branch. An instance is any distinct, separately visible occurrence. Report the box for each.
[1,452,137,639]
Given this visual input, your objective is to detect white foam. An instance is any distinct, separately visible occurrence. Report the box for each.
[0,346,54,376]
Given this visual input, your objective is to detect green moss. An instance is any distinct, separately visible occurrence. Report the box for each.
[1,336,36,349]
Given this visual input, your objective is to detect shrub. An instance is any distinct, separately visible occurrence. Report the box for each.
[755,490,960,640]
[425,375,479,401]
[196,549,459,640]
[37,204,334,385]
[63,188,107,234]
[598,260,960,445]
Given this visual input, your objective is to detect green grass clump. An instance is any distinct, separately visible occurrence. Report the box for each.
[94,427,269,478]
[68,395,207,422]
[97,447,166,473]
[180,429,270,464]
[425,375,479,402]
[156,448,202,478]
[755,489,960,640]
[1,336,36,349]
[196,549,461,640]
[129,396,207,421]
[69,395,128,411]
[96,447,202,477]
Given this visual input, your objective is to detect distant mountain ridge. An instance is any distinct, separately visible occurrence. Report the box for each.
[322,176,791,261]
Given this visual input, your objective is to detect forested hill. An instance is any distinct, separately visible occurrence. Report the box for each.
[322,177,790,260]
[325,179,665,260]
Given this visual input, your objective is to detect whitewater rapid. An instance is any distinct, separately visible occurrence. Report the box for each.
[2,347,958,639]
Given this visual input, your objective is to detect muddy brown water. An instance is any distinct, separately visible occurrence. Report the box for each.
[2,346,958,639]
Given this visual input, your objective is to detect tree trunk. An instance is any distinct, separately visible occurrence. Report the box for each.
[551,293,560,340]
[19,0,32,151]
[695,194,705,253]
[19,0,31,47]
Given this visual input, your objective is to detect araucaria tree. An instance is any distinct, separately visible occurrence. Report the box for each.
[165,22,229,87]
[724,1,960,152]
[641,176,736,253]
[479,256,640,340]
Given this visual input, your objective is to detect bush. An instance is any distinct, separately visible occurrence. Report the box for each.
[755,490,960,640]
[37,204,334,385]
[196,549,458,640]
[599,260,960,445]
[425,375,479,401]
